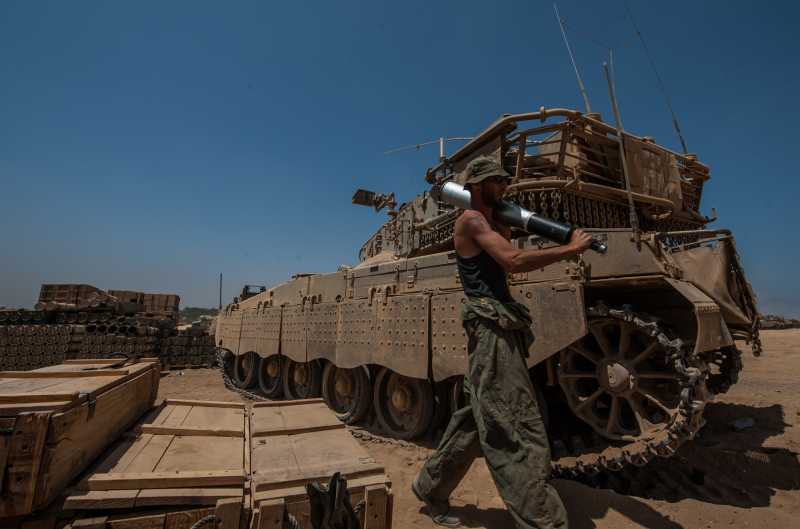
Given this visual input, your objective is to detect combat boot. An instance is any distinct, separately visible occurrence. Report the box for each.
[411,476,462,528]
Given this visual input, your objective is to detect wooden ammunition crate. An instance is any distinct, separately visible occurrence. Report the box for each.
[0,359,161,518]
[38,284,104,306]
[66,398,392,529]
[65,399,249,529]
[249,399,392,529]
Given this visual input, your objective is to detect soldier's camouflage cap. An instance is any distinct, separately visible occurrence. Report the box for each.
[460,156,511,185]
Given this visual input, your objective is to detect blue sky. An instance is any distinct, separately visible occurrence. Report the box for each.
[1,1,798,316]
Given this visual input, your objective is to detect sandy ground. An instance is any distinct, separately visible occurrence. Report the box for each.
[157,330,800,529]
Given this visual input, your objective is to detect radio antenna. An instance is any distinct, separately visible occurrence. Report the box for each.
[553,3,592,114]
[384,136,473,162]
[623,0,689,154]
[604,50,641,246]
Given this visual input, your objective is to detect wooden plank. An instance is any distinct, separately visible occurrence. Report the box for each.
[122,434,174,473]
[250,401,341,435]
[251,398,323,408]
[71,517,109,529]
[135,488,243,507]
[0,362,157,409]
[160,405,192,427]
[253,463,386,493]
[251,426,383,493]
[363,484,388,529]
[105,435,154,474]
[0,392,79,403]
[149,403,177,426]
[256,499,284,529]
[181,405,246,433]
[88,470,246,490]
[108,512,165,529]
[38,365,160,511]
[252,422,344,437]
[138,425,243,438]
[0,377,67,395]
[164,508,214,529]
[0,411,50,515]
[386,490,394,529]
[0,401,73,415]
[155,436,243,473]
[164,399,245,409]
[0,369,130,378]
[0,417,15,494]
[64,490,139,510]
[250,434,298,487]
[63,359,123,365]
[253,473,390,504]
[243,408,251,478]
[75,437,139,484]
[215,497,243,529]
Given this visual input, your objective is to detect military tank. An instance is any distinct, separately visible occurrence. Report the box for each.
[215,107,759,476]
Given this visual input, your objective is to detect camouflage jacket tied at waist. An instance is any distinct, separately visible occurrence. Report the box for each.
[461,296,535,355]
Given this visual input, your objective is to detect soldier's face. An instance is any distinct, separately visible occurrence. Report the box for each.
[480,178,508,206]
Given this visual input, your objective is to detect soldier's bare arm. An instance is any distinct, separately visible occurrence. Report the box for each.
[466,213,591,273]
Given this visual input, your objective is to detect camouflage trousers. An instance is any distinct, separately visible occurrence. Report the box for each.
[415,298,568,529]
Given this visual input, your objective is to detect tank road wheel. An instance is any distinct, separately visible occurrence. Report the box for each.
[233,352,258,389]
[257,354,284,398]
[558,314,687,442]
[373,368,434,440]
[282,359,322,400]
[321,364,372,424]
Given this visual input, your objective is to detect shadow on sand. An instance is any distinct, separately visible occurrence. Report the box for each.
[420,479,685,529]
[581,401,799,508]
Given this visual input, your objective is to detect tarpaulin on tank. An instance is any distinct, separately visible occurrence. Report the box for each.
[671,239,757,329]
[624,136,683,208]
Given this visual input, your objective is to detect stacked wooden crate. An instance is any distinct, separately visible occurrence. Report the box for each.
[0,359,161,520]
[66,398,393,529]
[65,399,248,529]
[249,399,393,529]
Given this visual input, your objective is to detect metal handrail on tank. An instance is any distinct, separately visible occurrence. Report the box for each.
[427,107,707,223]
[429,108,707,174]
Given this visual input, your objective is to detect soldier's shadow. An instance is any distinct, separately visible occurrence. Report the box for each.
[443,480,685,529]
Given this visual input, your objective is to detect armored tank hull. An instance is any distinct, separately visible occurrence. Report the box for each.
[215,109,759,476]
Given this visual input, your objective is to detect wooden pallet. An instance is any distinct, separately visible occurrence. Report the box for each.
[67,398,392,529]
[249,399,392,529]
[65,399,249,529]
[0,359,161,518]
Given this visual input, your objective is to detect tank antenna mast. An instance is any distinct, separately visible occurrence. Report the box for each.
[603,51,641,247]
[623,0,689,154]
[553,3,592,114]
[384,136,473,162]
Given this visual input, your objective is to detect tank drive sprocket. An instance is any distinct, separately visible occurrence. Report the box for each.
[550,304,710,477]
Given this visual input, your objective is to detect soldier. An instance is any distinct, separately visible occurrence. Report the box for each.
[412,156,592,528]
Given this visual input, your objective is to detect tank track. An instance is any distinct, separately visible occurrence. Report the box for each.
[703,345,742,395]
[549,305,710,478]
[214,348,274,401]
